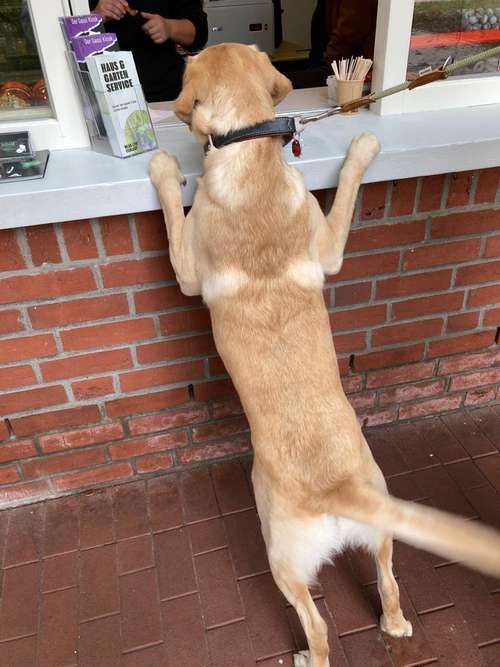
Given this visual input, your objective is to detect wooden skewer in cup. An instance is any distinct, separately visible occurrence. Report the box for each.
[331,56,372,112]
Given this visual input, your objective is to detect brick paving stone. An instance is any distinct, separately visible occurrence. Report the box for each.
[387,471,427,501]
[44,496,79,557]
[79,489,114,549]
[468,406,500,451]
[224,509,269,578]
[475,453,500,490]
[437,563,500,645]
[319,554,378,635]
[341,627,393,666]
[207,620,255,667]
[0,562,40,640]
[79,544,120,621]
[181,468,219,523]
[364,428,409,477]
[147,475,183,532]
[212,461,254,514]
[117,535,154,575]
[464,484,500,529]
[154,528,196,600]
[37,588,78,667]
[189,517,227,555]
[239,573,296,660]
[347,548,378,586]
[415,416,470,464]
[112,481,149,540]
[120,568,163,652]
[480,641,500,666]
[122,644,168,667]
[419,605,485,666]
[390,421,440,471]
[162,593,209,667]
[0,636,37,666]
[392,540,453,614]
[42,552,78,592]
[412,465,477,517]
[3,503,44,566]
[441,412,497,458]
[445,459,490,491]
[78,615,122,667]
[195,547,243,627]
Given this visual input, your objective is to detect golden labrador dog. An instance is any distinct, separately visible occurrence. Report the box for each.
[149,43,500,667]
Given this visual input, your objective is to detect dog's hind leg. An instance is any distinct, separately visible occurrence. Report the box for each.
[271,563,329,667]
[315,132,380,275]
[374,534,413,638]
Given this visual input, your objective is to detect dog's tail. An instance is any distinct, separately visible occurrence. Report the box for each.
[319,482,500,578]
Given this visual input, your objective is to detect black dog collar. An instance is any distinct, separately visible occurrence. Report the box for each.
[207,117,298,152]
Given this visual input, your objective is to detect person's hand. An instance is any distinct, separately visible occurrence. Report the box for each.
[141,12,172,44]
[93,0,129,21]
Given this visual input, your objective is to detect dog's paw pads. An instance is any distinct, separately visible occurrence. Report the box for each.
[293,651,311,667]
[380,614,413,638]
[149,150,186,187]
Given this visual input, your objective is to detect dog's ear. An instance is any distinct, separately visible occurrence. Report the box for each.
[257,52,292,105]
[174,67,210,125]
[174,81,197,124]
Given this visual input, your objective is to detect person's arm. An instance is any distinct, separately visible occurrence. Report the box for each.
[141,0,208,50]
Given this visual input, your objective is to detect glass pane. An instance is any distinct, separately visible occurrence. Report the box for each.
[407,0,500,79]
[0,0,53,121]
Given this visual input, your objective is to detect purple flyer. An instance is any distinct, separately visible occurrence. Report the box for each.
[72,33,119,64]
[60,15,104,45]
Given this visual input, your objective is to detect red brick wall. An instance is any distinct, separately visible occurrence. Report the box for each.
[0,167,499,506]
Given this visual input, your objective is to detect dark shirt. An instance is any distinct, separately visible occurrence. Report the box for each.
[89,1,207,101]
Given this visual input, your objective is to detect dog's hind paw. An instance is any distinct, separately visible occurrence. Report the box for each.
[149,150,186,189]
[347,132,380,169]
[380,613,413,638]
[293,650,310,667]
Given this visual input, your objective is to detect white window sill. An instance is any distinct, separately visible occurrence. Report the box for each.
[1,87,500,230]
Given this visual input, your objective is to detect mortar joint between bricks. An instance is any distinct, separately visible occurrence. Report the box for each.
[440,173,451,210]
[15,227,34,269]
[413,177,423,216]
[129,214,141,253]
[469,170,480,204]
[90,218,106,259]
[54,223,70,263]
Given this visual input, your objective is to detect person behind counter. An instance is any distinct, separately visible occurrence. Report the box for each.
[90,0,208,102]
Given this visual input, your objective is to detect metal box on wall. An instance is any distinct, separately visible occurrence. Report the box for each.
[204,1,275,54]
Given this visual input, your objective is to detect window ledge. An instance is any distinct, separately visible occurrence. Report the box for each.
[1,88,500,230]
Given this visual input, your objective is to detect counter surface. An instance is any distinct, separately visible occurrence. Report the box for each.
[2,88,500,228]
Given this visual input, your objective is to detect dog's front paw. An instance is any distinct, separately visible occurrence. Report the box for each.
[293,650,311,667]
[347,131,381,169]
[380,613,413,638]
[149,150,186,189]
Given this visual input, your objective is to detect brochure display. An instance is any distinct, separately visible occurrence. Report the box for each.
[60,15,157,158]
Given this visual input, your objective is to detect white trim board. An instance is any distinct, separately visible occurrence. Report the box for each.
[1,89,500,229]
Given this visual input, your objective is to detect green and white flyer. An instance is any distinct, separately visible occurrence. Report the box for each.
[86,51,157,158]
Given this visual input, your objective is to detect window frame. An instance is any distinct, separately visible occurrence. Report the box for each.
[0,0,90,150]
[372,0,500,115]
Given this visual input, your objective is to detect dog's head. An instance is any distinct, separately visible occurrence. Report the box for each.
[174,43,292,142]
